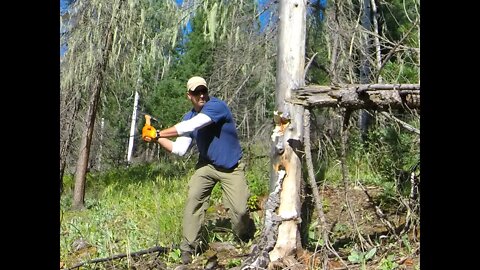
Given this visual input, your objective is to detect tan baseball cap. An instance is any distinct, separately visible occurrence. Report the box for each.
[187,76,208,91]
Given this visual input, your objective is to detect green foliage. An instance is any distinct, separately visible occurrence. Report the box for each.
[250,211,262,238]
[226,258,242,268]
[143,77,191,128]
[246,168,269,198]
[377,0,420,84]
[380,57,419,84]
[401,234,412,254]
[168,248,182,263]
[209,230,235,243]
[321,198,330,213]
[173,7,215,79]
[61,0,184,172]
[307,223,317,244]
[306,220,324,246]
[305,9,330,85]
[380,0,419,43]
[244,143,270,196]
[321,112,419,208]
[359,119,419,190]
[348,247,377,270]
[143,4,216,128]
[60,163,190,267]
[61,157,266,267]
[379,254,399,270]
[332,223,349,240]
[247,195,259,211]
[210,183,223,203]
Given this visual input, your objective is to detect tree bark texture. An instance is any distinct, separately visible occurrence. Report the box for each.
[288,84,420,110]
[271,0,308,265]
[73,74,104,209]
[60,92,80,194]
[242,1,307,268]
[359,0,374,144]
[72,12,118,210]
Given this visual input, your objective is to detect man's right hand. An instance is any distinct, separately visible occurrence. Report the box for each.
[142,125,157,142]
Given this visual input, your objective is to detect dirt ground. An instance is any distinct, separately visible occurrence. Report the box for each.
[66,184,419,270]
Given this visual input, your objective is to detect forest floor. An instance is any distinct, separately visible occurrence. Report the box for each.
[69,184,420,270]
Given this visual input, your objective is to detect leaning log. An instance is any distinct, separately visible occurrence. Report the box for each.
[287,84,420,110]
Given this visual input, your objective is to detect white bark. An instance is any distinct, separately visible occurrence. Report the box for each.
[127,91,139,163]
[270,0,307,262]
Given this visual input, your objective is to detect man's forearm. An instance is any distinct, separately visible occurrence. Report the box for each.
[156,118,201,155]
[156,137,174,152]
[157,126,179,138]
[155,135,191,156]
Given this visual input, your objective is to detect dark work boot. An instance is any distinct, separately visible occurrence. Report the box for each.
[238,216,256,242]
[181,250,192,265]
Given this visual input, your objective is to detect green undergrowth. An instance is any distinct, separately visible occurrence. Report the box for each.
[60,117,419,268]
[60,163,192,267]
[322,115,420,204]
[60,149,271,268]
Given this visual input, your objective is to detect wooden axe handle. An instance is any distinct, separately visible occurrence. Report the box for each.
[145,114,151,126]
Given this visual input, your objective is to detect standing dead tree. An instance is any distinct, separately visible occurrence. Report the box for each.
[241,80,420,269]
[238,2,419,266]
[242,0,307,268]
[241,0,420,269]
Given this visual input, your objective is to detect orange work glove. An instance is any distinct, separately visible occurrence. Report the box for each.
[142,115,158,142]
[142,125,157,141]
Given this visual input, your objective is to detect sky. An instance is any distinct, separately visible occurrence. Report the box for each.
[60,0,68,56]
[60,0,70,15]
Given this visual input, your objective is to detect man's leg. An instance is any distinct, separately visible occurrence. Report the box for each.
[180,165,216,262]
[217,162,256,242]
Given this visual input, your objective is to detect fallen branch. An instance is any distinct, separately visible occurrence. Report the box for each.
[67,245,169,270]
[380,111,420,135]
[289,84,420,110]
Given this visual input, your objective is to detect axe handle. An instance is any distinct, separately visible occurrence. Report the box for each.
[145,114,151,126]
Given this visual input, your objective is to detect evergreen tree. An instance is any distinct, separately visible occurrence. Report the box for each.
[144,5,215,129]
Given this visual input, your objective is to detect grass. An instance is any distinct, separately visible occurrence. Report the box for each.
[60,163,192,267]
[60,150,271,268]
[60,117,419,269]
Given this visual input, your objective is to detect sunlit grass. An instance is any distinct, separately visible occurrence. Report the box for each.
[60,154,271,268]
[60,163,191,267]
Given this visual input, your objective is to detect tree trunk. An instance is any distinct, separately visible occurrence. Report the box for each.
[371,0,382,78]
[127,91,140,164]
[72,75,105,210]
[270,0,306,260]
[72,17,116,210]
[359,0,373,144]
[60,92,80,194]
[242,1,307,268]
[241,0,306,269]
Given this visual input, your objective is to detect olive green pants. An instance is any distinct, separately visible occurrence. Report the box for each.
[180,162,253,253]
